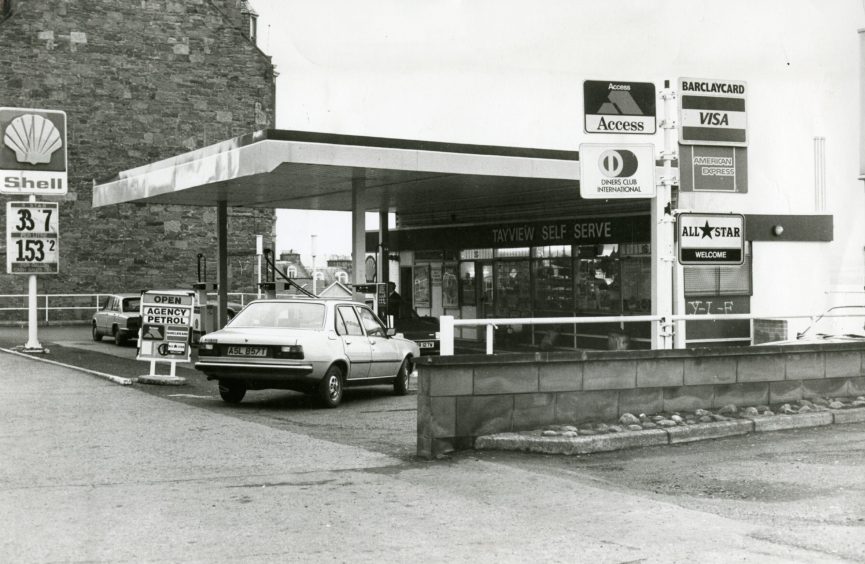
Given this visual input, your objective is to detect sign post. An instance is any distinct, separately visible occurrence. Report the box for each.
[137,289,195,385]
[1,107,67,353]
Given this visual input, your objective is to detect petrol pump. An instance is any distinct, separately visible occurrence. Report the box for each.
[258,281,291,299]
[352,282,390,327]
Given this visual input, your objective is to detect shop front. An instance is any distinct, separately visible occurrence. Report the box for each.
[385,214,656,349]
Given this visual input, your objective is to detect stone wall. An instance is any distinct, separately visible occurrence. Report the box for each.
[0,0,276,295]
[753,319,788,344]
[416,344,865,458]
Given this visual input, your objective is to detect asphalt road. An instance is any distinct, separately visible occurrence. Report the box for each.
[2,325,865,562]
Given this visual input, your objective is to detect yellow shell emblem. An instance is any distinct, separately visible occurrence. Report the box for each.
[3,114,63,165]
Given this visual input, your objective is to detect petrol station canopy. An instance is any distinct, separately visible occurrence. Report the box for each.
[92,129,585,215]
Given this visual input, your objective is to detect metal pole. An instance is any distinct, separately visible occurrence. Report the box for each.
[652,80,676,349]
[440,315,454,356]
[24,195,43,352]
[256,235,263,299]
[486,323,494,355]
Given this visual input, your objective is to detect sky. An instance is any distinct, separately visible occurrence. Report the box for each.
[248,0,864,265]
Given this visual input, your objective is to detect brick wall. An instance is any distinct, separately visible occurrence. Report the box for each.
[417,345,865,458]
[0,0,276,295]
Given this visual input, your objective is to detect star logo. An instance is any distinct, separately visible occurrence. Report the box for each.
[699,221,714,239]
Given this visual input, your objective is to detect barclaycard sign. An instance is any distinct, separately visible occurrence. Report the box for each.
[0,107,68,196]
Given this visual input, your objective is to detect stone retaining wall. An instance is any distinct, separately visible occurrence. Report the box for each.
[416,344,865,458]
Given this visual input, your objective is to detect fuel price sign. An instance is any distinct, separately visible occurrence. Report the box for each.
[6,201,59,274]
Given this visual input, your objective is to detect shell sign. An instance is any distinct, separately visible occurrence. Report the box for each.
[0,107,67,196]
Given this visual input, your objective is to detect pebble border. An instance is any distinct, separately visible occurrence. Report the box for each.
[475,406,865,455]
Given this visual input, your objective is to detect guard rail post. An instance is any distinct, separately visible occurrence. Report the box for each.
[486,323,494,355]
[440,315,454,356]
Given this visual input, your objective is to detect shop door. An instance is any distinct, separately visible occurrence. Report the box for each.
[478,262,494,318]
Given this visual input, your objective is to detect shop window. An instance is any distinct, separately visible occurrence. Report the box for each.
[460,249,493,260]
[494,260,531,318]
[575,244,622,314]
[619,243,651,313]
[413,264,431,307]
[533,246,573,313]
[495,247,530,258]
[442,263,459,308]
[684,243,752,296]
[459,262,476,306]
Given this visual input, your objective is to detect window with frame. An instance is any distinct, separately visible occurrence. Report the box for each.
[335,305,363,336]
[684,242,753,296]
[357,307,386,337]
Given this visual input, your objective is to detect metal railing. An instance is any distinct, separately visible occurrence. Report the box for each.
[440,311,858,355]
[0,292,259,325]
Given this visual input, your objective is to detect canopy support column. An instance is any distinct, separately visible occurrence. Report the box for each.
[379,210,390,284]
[217,200,228,327]
[352,170,366,285]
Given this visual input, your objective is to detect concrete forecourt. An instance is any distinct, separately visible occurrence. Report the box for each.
[1,330,865,562]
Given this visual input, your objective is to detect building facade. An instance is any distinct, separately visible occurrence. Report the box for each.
[0,0,276,295]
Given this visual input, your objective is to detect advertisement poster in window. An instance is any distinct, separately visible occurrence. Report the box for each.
[442,263,458,308]
[413,265,430,307]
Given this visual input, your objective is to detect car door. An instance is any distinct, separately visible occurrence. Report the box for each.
[335,305,372,380]
[96,296,116,332]
[356,305,402,377]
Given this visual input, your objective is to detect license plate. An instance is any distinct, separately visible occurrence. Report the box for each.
[418,341,436,349]
[226,346,267,357]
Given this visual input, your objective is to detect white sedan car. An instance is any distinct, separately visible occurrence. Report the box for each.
[195,298,420,407]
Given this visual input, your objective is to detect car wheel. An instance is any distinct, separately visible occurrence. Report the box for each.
[91,323,102,342]
[219,381,246,404]
[318,365,344,408]
[113,327,127,346]
[393,358,411,396]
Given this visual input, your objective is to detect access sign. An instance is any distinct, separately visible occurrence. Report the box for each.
[0,107,68,196]
[579,143,655,199]
[677,213,745,265]
[584,80,656,134]
[678,78,747,146]
[6,201,59,274]
[138,290,195,363]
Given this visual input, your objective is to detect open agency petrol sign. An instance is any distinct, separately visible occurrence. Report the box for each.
[137,290,195,363]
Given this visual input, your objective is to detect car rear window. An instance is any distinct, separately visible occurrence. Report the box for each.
[122,298,140,313]
[229,302,326,330]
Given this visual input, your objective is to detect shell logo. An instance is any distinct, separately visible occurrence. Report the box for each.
[3,113,63,165]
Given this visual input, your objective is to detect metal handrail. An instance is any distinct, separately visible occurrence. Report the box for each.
[0,292,259,324]
[440,311,862,355]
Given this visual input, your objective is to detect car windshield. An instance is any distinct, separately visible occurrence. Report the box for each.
[801,306,865,339]
[122,298,140,313]
[228,301,326,330]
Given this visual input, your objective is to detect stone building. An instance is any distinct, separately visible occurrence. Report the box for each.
[0,0,276,295]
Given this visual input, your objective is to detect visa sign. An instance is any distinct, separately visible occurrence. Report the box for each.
[678,78,747,147]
